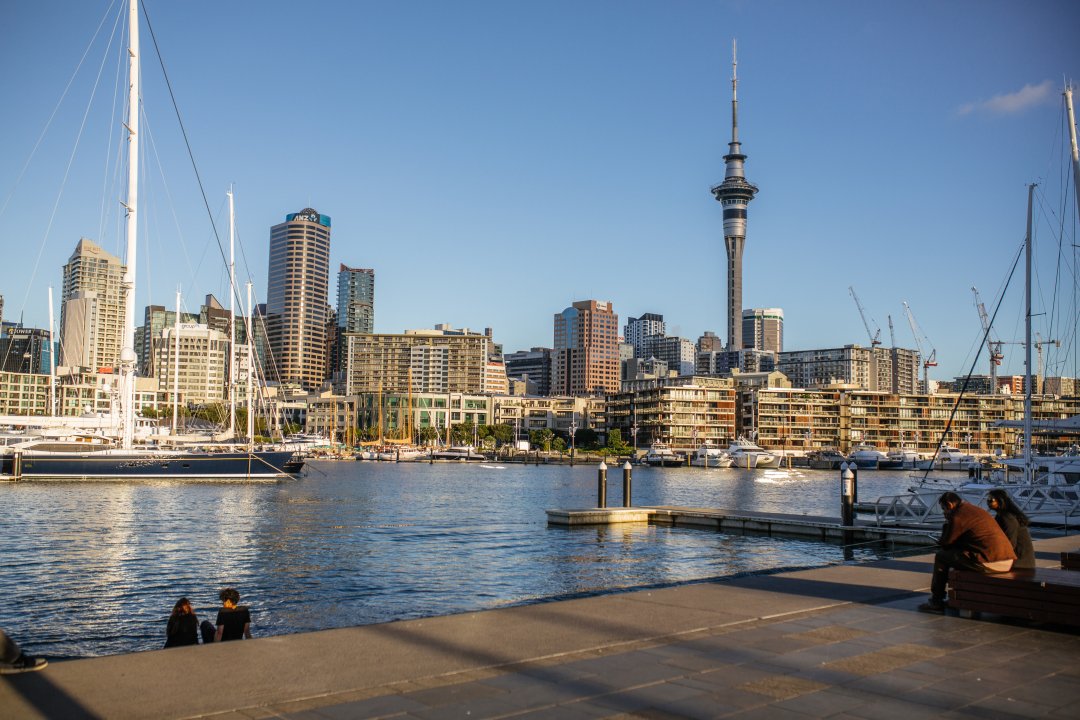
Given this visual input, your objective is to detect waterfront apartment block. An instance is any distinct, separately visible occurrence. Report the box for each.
[504,348,553,397]
[150,323,229,405]
[742,308,783,353]
[747,387,1080,455]
[605,375,737,452]
[343,330,494,395]
[306,390,491,442]
[266,209,331,391]
[492,395,604,441]
[59,238,125,371]
[552,300,619,396]
[775,344,919,394]
[624,313,665,359]
[0,369,164,418]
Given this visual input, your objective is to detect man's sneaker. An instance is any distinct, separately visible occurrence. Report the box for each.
[916,600,946,615]
[0,654,48,674]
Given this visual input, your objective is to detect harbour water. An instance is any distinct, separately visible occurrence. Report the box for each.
[0,461,920,658]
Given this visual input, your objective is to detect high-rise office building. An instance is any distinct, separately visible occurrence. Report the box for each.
[0,327,54,374]
[333,264,375,379]
[711,43,758,352]
[337,264,375,334]
[552,300,619,396]
[59,238,125,371]
[742,308,783,353]
[624,313,665,359]
[266,208,331,391]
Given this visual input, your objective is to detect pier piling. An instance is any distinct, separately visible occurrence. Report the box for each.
[622,461,632,507]
[840,462,855,546]
[597,461,607,508]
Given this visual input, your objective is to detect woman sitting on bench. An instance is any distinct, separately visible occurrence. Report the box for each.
[987,489,1035,570]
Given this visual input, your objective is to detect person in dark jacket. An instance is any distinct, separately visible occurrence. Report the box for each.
[214,588,252,642]
[918,491,1017,614]
[164,597,200,648]
[987,489,1036,570]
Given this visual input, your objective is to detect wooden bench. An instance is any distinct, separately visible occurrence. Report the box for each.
[1062,550,1080,570]
[948,567,1080,627]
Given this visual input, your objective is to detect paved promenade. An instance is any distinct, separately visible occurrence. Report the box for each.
[2,535,1077,720]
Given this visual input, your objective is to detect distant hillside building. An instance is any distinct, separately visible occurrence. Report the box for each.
[266,209,331,391]
[59,238,125,371]
[553,300,619,396]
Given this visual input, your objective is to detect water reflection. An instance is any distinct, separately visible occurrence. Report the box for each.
[0,462,911,658]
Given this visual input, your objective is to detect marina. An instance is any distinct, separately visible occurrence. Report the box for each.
[0,462,930,660]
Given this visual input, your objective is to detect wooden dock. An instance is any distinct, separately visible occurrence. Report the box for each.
[546,505,937,545]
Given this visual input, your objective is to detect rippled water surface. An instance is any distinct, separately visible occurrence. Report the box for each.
[0,461,916,657]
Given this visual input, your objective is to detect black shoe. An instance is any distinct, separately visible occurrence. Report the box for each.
[0,653,48,674]
[917,600,945,615]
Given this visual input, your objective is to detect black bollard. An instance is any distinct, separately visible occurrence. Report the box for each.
[850,463,858,504]
[597,461,608,508]
[622,461,632,507]
[840,462,855,549]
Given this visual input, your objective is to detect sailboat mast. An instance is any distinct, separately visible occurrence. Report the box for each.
[228,188,236,439]
[47,287,56,417]
[1024,183,1035,483]
[1066,84,1080,227]
[119,0,140,449]
[246,280,255,449]
[172,288,181,436]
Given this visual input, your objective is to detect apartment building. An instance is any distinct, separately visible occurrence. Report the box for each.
[605,375,737,452]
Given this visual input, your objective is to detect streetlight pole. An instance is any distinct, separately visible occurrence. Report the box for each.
[569,413,578,467]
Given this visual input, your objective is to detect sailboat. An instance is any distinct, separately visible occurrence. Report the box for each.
[0,1,299,481]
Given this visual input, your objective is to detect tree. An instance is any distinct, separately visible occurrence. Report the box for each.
[575,428,599,449]
[491,423,514,445]
[552,437,566,453]
[607,429,630,455]
[530,428,554,451]
[450,423,474,444]
[417,426,439,445]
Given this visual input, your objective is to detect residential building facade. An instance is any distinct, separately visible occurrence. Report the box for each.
[742,308,783,353]
[59,238,125,371]
[605,375,737,452]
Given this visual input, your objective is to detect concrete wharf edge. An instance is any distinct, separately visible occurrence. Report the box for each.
[547,506,938,545]
[2,535,1077,720]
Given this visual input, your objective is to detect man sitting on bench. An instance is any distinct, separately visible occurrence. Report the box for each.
[918,491,1017,614]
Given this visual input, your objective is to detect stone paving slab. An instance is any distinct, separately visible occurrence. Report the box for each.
[1,535,1077,719]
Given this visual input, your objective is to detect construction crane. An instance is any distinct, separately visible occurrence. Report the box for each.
[849,286,881,347]
[903,301,937,392]
[971,287,1004,392]
[1034,333,1060,393]
[887,315,896,348]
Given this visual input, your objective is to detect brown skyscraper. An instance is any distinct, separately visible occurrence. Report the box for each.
[266,208,331,390]
[552,300,619,396]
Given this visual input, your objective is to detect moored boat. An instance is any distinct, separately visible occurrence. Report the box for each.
[806,449,846,470]
[644,443,684,467]
[848,445,887,469]
[690,445,734,468]
[725,438,780,469]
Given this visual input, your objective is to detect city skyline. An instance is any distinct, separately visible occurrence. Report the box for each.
[0,1,1077,381]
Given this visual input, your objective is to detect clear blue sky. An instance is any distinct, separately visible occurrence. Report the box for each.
[1,1,1077,382]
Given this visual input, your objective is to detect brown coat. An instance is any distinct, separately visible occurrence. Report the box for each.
[941,501,1017,564]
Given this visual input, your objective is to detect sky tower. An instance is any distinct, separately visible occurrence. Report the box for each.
[711,40,758,351]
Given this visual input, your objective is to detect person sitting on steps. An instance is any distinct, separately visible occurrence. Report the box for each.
[214,588,252,642]
[0,627,47,674]
[918,491,1016,614]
